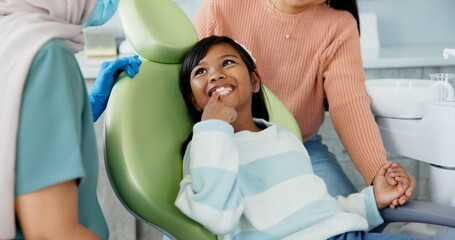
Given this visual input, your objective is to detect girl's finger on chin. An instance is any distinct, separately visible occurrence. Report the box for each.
[208,91,221,102]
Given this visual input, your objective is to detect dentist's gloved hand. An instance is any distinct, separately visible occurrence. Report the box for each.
[89,55,142,122]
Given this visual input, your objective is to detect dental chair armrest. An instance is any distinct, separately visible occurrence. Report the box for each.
[371,200,455,233]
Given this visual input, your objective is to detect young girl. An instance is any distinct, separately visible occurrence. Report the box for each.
[175,35,414,240]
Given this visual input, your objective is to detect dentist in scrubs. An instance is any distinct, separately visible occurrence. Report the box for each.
[0,0,140,239]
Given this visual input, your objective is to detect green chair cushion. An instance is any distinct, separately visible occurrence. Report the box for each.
[118,0,198,63]
[105,61,216,239]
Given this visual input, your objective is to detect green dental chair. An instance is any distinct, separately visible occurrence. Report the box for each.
[104,0,455,239]
[105,0,299,238]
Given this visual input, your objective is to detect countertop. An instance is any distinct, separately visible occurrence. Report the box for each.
[77,45,455,79]
[362,45,455,69]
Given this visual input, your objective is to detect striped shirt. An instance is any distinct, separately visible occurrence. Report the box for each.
[175,119,383,240]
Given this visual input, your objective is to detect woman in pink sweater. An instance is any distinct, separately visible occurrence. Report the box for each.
[193,0,415,204]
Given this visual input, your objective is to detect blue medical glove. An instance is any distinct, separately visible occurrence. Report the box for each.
[89,55,142,122]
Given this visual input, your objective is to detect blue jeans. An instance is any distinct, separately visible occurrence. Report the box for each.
[328,231,417,240]
[304,134,357,197]
[164,232,416,240]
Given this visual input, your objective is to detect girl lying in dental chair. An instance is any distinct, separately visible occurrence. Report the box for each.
[175,35,415,240]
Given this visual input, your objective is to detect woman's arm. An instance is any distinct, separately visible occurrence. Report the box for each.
[322,16,388,184]
[16,180,100,239]
[322,17,416,201]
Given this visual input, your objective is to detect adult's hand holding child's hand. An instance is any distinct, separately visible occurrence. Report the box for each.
[384,162,415,208]
[373,162,412,209]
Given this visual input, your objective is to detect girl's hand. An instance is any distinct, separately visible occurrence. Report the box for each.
[373,162,412,209]
[201,91,237,123]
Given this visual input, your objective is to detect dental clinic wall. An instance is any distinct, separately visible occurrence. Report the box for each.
[358,0,455,47]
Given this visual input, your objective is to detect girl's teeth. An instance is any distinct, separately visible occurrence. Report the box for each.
[216,87,230,95]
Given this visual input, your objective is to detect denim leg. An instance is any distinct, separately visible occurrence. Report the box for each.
[304,134,357,197]
[328,231,418,240]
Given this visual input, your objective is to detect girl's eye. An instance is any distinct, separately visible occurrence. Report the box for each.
[194,68,207,76]
[222,59,235,67]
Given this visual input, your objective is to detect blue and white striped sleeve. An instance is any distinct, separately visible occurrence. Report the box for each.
[175,120,245,234]
[334,186,384,230]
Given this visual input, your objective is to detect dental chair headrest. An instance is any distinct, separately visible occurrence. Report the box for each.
[118,0,198,64]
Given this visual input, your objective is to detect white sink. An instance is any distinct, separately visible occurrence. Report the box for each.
[365,79,454,119]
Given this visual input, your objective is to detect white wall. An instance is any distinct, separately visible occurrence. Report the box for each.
[358,0,455,47]
[172,0,202,19]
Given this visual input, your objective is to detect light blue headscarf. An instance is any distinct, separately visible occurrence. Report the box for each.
[85,0,119,27]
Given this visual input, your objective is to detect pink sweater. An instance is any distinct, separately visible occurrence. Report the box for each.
[193,0,386,184]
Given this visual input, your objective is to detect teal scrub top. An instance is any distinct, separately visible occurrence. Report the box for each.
[15,39,108,239]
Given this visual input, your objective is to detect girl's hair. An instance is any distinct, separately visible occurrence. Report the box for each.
[326,0,360,34]
[179,35,270,123]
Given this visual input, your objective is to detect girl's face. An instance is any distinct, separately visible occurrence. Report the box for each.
[189,43,259,114]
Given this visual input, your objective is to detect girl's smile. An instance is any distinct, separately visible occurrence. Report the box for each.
[208,84,235,98]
